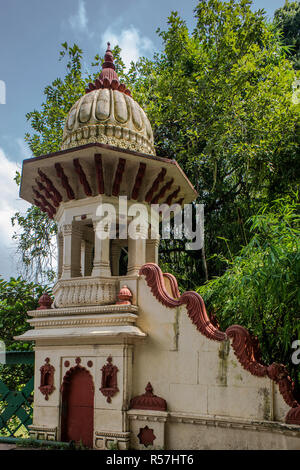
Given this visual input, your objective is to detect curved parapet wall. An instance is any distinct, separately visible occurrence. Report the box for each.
[139,262,299,416]
[139,263,226,342]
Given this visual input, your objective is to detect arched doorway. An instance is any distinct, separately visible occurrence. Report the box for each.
[61,366,94,448]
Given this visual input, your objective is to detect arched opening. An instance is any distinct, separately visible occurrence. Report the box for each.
[61,366,94,448]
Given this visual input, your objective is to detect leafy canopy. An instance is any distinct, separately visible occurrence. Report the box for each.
[274,0,300,70]
[199,195,300,390]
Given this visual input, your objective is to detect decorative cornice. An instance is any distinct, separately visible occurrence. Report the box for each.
[28,313,138,329]
[127,412,168,423]
[28,425,57,432]
[139,263,299,410]
[95,431,131,438]
[61,124,155,156]
[168,412,300,437]
[28,303,138,318]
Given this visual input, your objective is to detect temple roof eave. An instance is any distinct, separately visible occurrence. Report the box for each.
[20,142,198,215]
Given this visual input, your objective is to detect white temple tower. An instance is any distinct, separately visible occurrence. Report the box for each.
[16,43,197,449]
[16,43,300,451]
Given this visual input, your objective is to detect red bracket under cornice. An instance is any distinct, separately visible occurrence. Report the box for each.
[139,263,299,412]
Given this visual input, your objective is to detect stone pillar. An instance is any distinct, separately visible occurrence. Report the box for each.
[127,224,147,276]
[92,220,111,277]
[61,224,82,279]
[57,231,64,279]
[146,236,160,264]
[111,242,121,276]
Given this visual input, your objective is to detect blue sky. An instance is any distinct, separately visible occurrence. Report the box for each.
[0,0,287,280]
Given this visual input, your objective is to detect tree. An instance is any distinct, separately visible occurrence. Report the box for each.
[130,0,299,286]
[198,195,300,393]
[0,277,47,389]
[13,0,300,289]
[274,0,300,70]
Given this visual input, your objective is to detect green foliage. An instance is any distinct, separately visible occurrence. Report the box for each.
[12,202,57,284]
[274,0,300,70]
[132,0,299,284]
[198,195,300,389]
[0,277,48,389]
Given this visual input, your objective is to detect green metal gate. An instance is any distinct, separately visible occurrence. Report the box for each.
[0,351,34,437]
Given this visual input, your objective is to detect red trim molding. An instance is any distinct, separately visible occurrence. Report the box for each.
[163,273,180,298]
[112,158,126,196]
[286,406,300,425]
[139,263,226,342]
[139,263,299,411]
[131,162,146,200]
[73,158,92,196]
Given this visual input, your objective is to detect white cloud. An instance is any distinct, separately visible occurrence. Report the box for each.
[16,138,30,160]
[0,148,30,278]
[101,25,154,69]
[69,0,88,33]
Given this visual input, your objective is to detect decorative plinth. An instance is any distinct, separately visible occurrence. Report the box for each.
[94,431,131,450]
[127,409,168,450]
[28,425,57,441]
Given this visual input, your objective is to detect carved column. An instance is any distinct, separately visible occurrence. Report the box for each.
[61,224,82,279]
[127,224,147,276]
[57,231,64,279]
[111,242,121,276]
[146,236,160,264]
[92,220,111,277]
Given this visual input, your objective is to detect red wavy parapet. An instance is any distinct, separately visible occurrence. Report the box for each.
[139,263,226,342]
[139,263,299,411]
[226,325,268,377]
[163,273,180,298]
[267,363,298,409]
[286,405,300,424]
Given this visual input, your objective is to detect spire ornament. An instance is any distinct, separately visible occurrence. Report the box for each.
[85,42,131,96]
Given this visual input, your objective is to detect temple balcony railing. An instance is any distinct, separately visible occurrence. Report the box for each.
[52,277,118,308]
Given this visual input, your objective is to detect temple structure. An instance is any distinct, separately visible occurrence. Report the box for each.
[16,43,300,450]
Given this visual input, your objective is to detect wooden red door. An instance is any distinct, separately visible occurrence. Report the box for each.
[61,368,94,448]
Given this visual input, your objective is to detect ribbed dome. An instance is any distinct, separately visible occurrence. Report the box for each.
[61,43,155,155]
